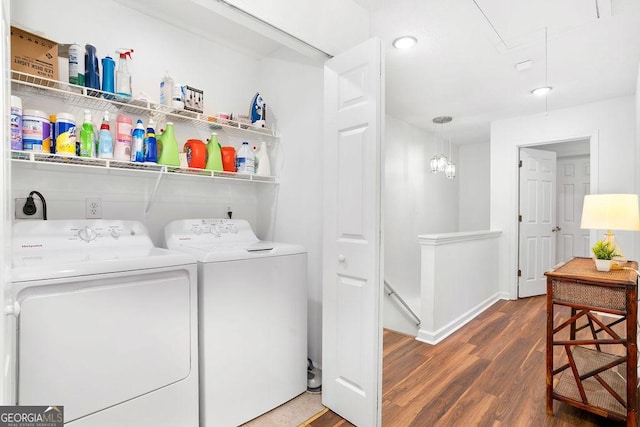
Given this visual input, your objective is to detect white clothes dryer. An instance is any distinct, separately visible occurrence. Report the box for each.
[10,220,199,427]
[164,219,307,427]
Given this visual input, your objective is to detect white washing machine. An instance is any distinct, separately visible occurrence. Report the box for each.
[164,219,307,427]
[9,220,199,427]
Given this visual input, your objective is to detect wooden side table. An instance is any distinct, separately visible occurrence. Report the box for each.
[546,257,639,425]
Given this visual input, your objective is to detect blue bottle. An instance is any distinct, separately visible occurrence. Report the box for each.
[131,119,145,162]
[101,56,115,99]
[85,44,100,96]
[143,119,157,163]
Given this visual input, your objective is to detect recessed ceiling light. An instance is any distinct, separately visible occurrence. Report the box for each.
[531,86,552,96]
[392,36,417,49]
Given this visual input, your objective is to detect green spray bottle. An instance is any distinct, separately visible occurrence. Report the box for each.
[205,132,223,171]
[79,109,95,157]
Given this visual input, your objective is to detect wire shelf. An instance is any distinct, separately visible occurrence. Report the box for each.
[11,151,277,184]
[11,71,278,139]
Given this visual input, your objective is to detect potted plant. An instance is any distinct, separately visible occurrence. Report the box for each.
[591,240,620,272]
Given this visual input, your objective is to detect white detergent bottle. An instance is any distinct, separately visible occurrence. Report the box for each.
[255,141,271,176]
[235,141,255,174]
[160,71,174,106]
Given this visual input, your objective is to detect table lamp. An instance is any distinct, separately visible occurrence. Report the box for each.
[580,193,640,261]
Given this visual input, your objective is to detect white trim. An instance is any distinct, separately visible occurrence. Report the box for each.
[418,230,501,246]
[511,130,599,299]
[416,292,509,345]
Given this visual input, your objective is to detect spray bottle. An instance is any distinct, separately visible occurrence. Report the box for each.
[116,49,134,101]
[98,111,113,159]
[79,110,95,157]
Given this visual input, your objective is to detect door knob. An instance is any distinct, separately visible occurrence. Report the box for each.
[338,255,346,262]
[552,226,561,232]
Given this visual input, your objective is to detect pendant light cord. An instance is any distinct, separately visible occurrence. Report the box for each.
[545,26,548,115]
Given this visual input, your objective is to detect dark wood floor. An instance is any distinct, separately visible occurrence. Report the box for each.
[308,296,625,426]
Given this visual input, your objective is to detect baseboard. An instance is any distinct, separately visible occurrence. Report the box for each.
[415,292,509,345]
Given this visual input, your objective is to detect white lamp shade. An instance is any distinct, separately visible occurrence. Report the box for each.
[580,194,640,231]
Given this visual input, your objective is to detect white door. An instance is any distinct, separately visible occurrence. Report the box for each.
[556,155,590,262]
[322,38,383,427]
[518,147,557,298]
[556,156,591,263]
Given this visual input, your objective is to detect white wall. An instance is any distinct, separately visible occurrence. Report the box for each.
[417,230,502,344]
[12,1,261,115]
[458,142,489,231]
[383,115,459,335]
[491,95,636,298]
[257,49,324,364]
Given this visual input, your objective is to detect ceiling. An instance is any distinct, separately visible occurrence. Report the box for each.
[354,0,640,144]
[116,0,640,145]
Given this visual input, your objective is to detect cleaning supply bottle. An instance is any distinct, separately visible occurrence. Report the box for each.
[172,83,184,109]
[143,119,157,163]
[157,122,180,166]
[85,44,100,96]
[101,56,115,99]
[115,49,133,101]
[98,111,113,159]
[160,72,174,106]
[130,119,145,162]
[79,110,95,157]
[113,114,132,161]
[255,141,271,176]
[205,132,223,171]
[235,141,255,174]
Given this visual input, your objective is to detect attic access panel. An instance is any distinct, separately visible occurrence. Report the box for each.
[474,0,610,50]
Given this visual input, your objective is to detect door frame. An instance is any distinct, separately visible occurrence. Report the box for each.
[512,132,599,299]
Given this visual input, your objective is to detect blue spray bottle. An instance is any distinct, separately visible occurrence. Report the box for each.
[143,119,157,163]
[98,111,113,159]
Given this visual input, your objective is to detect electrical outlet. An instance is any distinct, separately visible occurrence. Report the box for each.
[15,198,44,219]
[86,198,102,219]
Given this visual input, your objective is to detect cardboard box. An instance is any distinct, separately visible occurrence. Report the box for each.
[11,26,58,81]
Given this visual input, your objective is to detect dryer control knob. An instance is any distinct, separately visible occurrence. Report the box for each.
[111,229,120,239]
[78,226,97,242]
[192,227,202,235]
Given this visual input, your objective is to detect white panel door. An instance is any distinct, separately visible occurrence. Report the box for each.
[518,148,557,298]
[322,38,383,427]
[556,155,590,262]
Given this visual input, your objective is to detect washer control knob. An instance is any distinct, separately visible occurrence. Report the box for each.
[192,227,202,235]
[111,229,120,239]
[338,254,346,263]
[78,226,97,242]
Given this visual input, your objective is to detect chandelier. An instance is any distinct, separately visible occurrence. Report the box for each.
[430,116,456,179]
